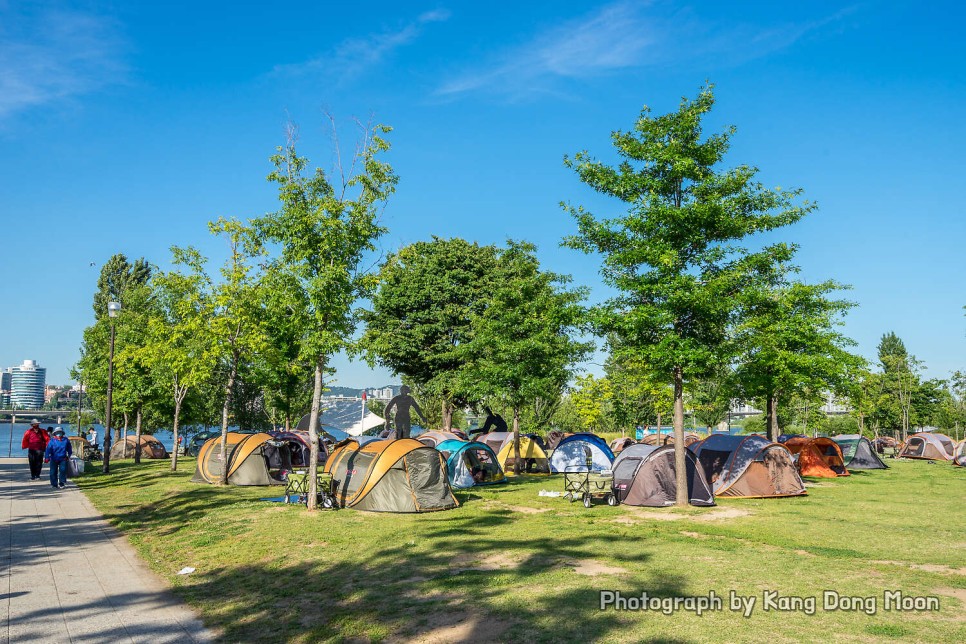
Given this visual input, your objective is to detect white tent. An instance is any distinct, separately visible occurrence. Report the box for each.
[344,410,386,437]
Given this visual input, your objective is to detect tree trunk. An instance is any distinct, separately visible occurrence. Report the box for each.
[672,367,687,507]
[767,395,779,442]
[512,407,521,476]
[441,400,453,432]
[122,412,129,458]
[285,416,291,432]
[171,398,182,471]
[134,406,142,465]
[218,361,238,485]
[306,359,324,511]
[655,412,662,436]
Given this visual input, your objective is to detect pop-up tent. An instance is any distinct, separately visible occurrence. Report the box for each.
[690,434,806,498]
[418,431,466,448]
[641,432,701,447]
[783,437,849,478]
[270,431,327,468]
[191,432,289,485]
[832,434,888,470]
[110,435,168,460]
[610,437,636,453]
[324,438,458,512]
[436,439,506,488]
[612,443,715,507]
[494,435,551,474]
[899,432,956,461]
[548,433,614,473]
[477,432,514,454]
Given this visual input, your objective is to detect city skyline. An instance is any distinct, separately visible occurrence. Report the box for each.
[1,2,963,387]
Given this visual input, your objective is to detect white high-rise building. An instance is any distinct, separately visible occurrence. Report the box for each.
[10,360,46,409]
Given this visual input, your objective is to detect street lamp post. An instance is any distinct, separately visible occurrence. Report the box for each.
[103,301,121,473]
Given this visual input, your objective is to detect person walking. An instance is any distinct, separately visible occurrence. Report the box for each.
[44,428,73,489]
[21,420,49,480]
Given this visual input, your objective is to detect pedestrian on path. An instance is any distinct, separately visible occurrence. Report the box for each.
[44,428,73,489]
[21,420,49,480]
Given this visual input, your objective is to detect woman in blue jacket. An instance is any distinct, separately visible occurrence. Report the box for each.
[44,428,73,489]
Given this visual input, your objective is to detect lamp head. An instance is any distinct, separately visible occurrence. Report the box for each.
[107,301,121,318]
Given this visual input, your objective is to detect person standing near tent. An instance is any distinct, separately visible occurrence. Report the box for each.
[87,427,98,448]
[471,406,507,437]
[44,428,73,489]
[384,385,428,439]
[21,420,49,480]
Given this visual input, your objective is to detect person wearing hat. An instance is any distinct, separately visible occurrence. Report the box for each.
[21,420,49,480]
[44,428,73,489]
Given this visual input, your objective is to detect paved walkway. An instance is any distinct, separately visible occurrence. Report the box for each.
[1,458,214,643]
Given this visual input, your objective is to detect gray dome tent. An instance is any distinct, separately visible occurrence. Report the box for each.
[612,444,714,507]
[831,434,888,470]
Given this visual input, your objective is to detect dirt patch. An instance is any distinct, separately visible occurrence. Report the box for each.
[695,507,750,521]
[614,506,749,524]
[680,531,706,538]
[793,550,816,557]
[567,559,629,576]
[450,552,519,574]
[935,587,966,608]
[506,505,549,514]
[872,561,966,576]
[389,611,510,643]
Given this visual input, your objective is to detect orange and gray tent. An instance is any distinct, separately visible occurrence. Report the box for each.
[612,444,715,507]
[495,434,551,474]
[832,434,888,470]
[418,431,466,448]
[783,437,849,478]
[110,435,168,460]
[899,432,956,461]
[190,432,288,485]
[324,438,458,512]
[690,434,806,498]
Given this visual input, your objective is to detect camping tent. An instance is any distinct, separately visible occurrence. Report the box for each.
[690,434,806,498]
[477,432,513,454]
[270,431,327,468]
[109,435,168,460]
[323,438,458,512]
[832,435,888,470]
[190,432,289,485]
[548,433,615,473]
[783,437,850,478]
[898,432,956,461]
[641,432,701,447]
[494,435,551,474]
[612,444,715,507]
[953,440,966,467]
[610,437,636,453]
[436,439,506,488]
[418,431,466,448]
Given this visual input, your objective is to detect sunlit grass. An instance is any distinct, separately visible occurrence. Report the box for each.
[78,458,966,643]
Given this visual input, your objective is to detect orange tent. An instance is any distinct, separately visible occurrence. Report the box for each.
[784,437,849,478]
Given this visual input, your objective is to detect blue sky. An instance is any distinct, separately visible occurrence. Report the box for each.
[1,0,963,388]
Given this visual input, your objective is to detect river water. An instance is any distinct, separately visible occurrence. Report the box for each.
[0,422,177,458]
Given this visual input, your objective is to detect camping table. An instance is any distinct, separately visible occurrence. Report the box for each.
[284,471,335,507]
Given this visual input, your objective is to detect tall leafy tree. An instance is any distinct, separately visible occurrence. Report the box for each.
[570,374,614,433]
[148,247,218,471]
[689,365,735,432]
[462,241,591,474]
[362,237,499,429]
[208,217,269,483]
[733,278,859,441]
[254,121,397,510]
[563,86,811,505]
[877,331,920,441]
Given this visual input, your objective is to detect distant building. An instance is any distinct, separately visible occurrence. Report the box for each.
[366,387,395,401]
[10,360,46,409]
[0,368,10,407]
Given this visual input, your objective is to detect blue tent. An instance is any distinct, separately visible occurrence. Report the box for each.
[436,440,507,488]
[549,433,615,473]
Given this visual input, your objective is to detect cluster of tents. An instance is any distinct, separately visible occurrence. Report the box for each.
[181,425,963,514]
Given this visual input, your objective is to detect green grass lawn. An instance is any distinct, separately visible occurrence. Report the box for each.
[77,459,965,643]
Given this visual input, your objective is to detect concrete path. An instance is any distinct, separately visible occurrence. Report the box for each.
[1,458,214,643]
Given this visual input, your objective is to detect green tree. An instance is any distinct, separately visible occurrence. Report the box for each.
[149,247,218,471]
[362,237,499,430]
[877,332,921,441]
[689,365,734,432]
[733,278,859,441]
[254,122,397,510]
[208,217,269,484]
[563,86,810,504]
[461,241,591,474]
[570,374,613,433]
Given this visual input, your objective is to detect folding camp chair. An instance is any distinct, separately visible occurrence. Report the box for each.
[284,470,336,508]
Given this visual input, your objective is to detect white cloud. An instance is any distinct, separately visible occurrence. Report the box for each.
[435,1,857,101]
[272,9,451,82]
[0,8,126,121]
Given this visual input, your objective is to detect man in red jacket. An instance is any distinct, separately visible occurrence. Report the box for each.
[21,420,49,480]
